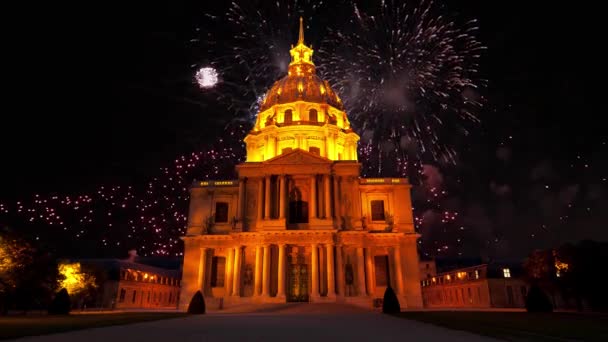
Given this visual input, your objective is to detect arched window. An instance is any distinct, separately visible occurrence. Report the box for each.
[309,109,318,122]
[284,110,293,124]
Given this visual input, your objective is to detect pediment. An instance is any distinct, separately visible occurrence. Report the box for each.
[264,149,331,165]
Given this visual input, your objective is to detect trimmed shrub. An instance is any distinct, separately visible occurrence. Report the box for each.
[525,285,553,313]
[48,288,71,315]
[382,286,400,314]
[187,291,206,314]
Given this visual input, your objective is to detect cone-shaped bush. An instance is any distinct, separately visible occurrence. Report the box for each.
[525,285,553,313]
[382,286,400,314]
[48,288,71,315]
[187,291,206,314]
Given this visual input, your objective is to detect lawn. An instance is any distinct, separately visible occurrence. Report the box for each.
[0,312,186,340]
[397,311,608,341]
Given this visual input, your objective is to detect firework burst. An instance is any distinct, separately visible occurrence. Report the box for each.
[318,0,486,177]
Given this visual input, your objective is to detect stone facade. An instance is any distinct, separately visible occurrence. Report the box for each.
[179,20,422,311]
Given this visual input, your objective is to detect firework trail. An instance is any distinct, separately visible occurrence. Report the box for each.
[318,0,485,177]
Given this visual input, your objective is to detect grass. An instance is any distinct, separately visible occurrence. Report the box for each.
[0,312,187,340]
[397,311,608,341]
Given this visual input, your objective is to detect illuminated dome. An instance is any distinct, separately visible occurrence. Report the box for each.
[245,18,359,162]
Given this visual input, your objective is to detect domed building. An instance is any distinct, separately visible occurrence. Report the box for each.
[180,19,422,310]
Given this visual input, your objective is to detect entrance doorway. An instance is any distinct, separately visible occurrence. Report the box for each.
[287,264,309,302]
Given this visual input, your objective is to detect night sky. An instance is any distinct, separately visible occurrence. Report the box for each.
[1,1,604,259]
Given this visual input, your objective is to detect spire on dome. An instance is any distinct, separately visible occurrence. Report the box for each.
[289,17,314,74]
[298,17,305,45]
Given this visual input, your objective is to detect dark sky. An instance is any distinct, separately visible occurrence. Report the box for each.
[1,1,604,258]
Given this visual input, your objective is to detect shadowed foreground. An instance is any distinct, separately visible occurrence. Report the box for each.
[398,311,608,341]
[15,304,496,342]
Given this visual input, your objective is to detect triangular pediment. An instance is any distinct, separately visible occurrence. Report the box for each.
[263,148,331,165]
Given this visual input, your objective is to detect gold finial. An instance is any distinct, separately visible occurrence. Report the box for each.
[298,17,304,45]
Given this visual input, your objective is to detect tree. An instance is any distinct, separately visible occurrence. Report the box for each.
[187,291,206,314]
[0,226,60,314]
[48,288,71,315]
[57,262,97,308]
[382,286,400,314]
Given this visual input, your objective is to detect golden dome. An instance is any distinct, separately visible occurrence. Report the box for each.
[259,18,343,112]
[244,19,359,163]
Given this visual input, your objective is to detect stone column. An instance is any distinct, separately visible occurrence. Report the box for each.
[225,248,234,296]
[198,248,207,294]
[262,244,271,296]
[365,248,375,296]
[356,247,366,296]
[309,175,317,220]
[311,243,320,298]
[323,175,331,218]
[264,176,271,219]
[254,246,262,296]
[333,176,341,221]
[326,244,336,297]
[237,178,245,223]
[279,175,286,219]
[335,245,344,296]
[232,246,242,296]
[257,178,264,220]
[393,246,405,296]
[277,244,286,298]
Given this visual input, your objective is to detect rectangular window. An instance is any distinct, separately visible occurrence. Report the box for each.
[370,200,386,221]
[169,292,172,303]
[373,255,390,287]
[521,286,527,298]
[211,256,226,287]
[309,147,320,155]
[475,270,480,279]
[147,291,150,303]
[132,290,137,303]
[503,268,511,278]
[215,202,229,223]
[119,288,126,303]
[467,287,472,302]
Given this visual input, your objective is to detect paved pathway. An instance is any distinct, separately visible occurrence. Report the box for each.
[18,304,498,342]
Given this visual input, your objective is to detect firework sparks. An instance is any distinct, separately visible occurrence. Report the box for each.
[318,0,486,177]
[195,67,219,88]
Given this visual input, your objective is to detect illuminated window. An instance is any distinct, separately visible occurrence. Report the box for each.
[214,202,229,223]
[370,200,386,221]
[474,270,480,279]
[119,288,126,303]
[210,256,226,287]
[309,109,318,122]
[503,268,511,278]
[284,110,293,124]
[309,147,320,155]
